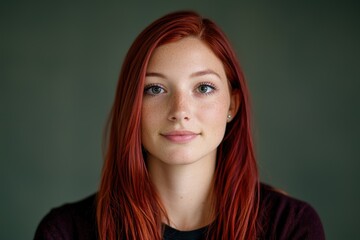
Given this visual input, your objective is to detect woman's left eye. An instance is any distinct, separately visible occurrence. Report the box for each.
[197,83,216,94]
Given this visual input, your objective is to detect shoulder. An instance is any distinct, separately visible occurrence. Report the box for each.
[258,183,325,240]
[34,194,98,240]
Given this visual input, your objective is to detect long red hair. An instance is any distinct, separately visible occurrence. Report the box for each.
[97,11,259,239]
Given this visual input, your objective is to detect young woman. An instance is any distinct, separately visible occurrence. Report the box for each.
[35,11,325,240]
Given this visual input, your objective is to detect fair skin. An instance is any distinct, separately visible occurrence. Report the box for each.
[141,37,239,231]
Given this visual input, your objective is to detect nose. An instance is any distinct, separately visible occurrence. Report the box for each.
[167,91,191,122]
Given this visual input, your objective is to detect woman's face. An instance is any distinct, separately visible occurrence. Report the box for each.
[141,37,238,166]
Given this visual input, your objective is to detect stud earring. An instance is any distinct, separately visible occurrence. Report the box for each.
[227,114,232,121]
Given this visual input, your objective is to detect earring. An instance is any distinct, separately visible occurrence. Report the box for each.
[227,114,232,121]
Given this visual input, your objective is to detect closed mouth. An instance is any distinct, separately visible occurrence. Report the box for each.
[160,131,200,143]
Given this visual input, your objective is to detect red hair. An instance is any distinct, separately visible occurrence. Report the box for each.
[97,11,259,240]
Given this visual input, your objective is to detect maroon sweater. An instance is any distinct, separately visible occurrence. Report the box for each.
[34,183,325,239]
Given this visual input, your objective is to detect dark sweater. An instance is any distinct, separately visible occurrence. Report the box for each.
[34,183,325,240]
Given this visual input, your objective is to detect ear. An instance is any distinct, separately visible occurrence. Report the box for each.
[228,89,241,122]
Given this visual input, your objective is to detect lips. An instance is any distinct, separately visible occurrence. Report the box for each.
[161,131,199,143]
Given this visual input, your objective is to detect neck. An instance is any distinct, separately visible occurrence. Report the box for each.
[148,157,216,231]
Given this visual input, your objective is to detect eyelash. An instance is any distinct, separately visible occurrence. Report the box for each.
[143,82,218,96]
[196,82,217,95]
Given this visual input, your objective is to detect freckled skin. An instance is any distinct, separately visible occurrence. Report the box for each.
[141,37,236,167]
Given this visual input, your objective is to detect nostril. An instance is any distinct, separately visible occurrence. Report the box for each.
[168,113,190,121]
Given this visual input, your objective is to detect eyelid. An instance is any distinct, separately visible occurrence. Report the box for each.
[197,81,216,88]
[144,83,163,89]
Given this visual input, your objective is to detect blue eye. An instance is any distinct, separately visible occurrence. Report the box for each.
[197,83,216,94]
[144,85,165,95]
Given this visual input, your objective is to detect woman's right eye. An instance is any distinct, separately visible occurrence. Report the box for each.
[144,85,165,95]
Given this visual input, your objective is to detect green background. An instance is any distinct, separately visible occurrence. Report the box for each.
[1,1,359,239]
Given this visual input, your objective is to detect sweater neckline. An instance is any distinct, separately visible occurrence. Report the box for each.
[163,224,209,240]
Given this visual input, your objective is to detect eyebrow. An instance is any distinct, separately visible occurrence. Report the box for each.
[190,69,221,79]
[145,72,166,78]
[145,69,222,79]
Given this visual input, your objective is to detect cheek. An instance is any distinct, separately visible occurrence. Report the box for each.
[141,102,163,133]
[198,95,230,120]
[198,98,229,136]
[199,107,227,125]
[141,106,153,133]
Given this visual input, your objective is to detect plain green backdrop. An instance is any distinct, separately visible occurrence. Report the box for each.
[1,1,359,239]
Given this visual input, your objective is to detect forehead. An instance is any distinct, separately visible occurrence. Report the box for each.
[146,37,226,78]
